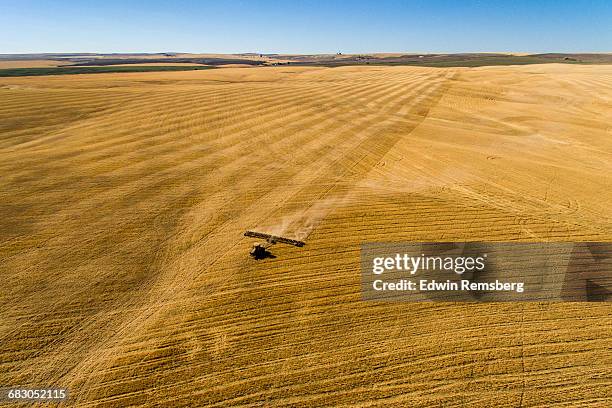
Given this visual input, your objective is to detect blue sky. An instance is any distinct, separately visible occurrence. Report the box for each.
[1,1,610,54]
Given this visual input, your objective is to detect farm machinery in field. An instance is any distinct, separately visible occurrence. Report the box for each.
[244,230,305,259]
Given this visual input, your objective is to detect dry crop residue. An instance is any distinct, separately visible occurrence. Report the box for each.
[0,65,611,407]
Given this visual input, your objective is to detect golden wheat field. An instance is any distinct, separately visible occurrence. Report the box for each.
[1,64,611,407]
[0,60,71,69]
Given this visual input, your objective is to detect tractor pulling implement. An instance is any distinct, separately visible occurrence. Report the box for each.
[244,230,305,259]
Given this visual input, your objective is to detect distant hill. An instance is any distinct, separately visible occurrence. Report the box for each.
[1,52,611,70]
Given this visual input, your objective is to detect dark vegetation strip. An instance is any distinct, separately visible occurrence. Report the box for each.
[0,65,216,77]
[285,56,597,68]
[68,58,265,66]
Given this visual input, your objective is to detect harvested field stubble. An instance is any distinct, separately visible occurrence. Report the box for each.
[0,64,611,407]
